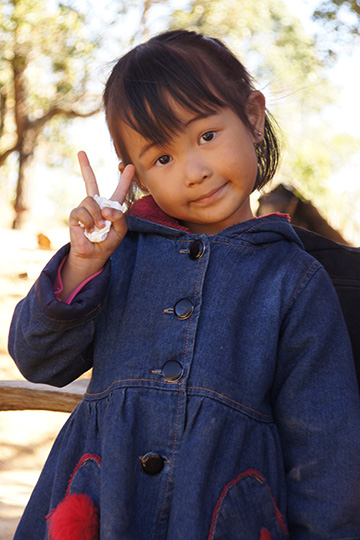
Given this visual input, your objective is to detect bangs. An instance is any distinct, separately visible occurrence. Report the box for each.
[106,42,228,151]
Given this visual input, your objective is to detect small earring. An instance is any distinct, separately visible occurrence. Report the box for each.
[257,131,262,137]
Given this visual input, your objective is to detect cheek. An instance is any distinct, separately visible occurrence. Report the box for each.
[154,185,178,207]
[148,182,183,216]
[227,144,258,179]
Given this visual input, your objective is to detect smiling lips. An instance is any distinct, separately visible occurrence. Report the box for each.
[192,182,228,205]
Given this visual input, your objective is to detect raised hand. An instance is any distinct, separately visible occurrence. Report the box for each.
[59,151,135,300]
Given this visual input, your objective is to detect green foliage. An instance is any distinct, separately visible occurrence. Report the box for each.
[0,0,104,226]
[313,0,360,40]
[0,0,99,140]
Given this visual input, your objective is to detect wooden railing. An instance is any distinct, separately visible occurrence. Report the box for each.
[0,379,89,413]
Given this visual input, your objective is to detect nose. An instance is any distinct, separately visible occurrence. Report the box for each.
[184,152,212,187]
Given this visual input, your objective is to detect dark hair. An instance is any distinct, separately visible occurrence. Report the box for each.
[104,29,280,205]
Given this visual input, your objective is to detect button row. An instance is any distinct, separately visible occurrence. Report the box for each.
[161,299,193,382]
[141,243,205,477]
[141,245,205,476]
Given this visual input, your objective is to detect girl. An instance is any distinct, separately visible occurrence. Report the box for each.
[8,30,360,539]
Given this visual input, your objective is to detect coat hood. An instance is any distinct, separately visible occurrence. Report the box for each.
[126,195,303,249]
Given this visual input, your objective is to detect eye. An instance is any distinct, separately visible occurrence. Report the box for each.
[156,154,171,166]
[200,131,216,144]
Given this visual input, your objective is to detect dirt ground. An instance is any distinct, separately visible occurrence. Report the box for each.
[0,227,71,539]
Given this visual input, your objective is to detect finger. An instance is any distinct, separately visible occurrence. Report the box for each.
[110,164,136,204]
[71,197,106,231]
[78,151,100,197]
[70,207,95,232]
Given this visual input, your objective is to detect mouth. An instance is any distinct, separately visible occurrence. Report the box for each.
[192,183,228,205]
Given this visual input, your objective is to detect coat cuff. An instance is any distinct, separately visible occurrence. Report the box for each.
[53,255,104,304]
[34,244,111,321]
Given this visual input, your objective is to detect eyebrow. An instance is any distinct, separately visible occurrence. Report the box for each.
[138,111,218,159]
[185,111,215,127]
[139,141,157,159]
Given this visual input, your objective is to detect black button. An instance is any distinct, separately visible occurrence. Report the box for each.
[141,453,164,475]
[189,240,205,260]
[174,298,194,320]
[162,360,183,381]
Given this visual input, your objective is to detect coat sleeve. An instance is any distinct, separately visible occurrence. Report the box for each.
[8,244,111,387]
[272,262,360,537]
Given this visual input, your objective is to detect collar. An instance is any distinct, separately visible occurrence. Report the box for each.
[129,194,290,233]
[129,195,192,233]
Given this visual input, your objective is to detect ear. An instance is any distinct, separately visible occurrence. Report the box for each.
[246,91,266,144]
[118,161,125,174]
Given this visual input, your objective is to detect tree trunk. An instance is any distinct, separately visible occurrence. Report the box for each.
[12,128,38,229]
[11,39,31,229]
[12,152,31,229]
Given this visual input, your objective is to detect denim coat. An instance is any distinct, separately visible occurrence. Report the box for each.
[294,225,360,388]
[8,203,360,540]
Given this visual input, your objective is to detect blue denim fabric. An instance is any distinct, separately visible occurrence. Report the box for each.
[8,214,360,539]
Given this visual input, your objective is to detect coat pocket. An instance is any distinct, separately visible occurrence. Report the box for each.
[208,469,288,540]
[47,454,101,540]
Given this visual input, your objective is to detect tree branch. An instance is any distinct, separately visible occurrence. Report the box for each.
[30,105,101,132]
[0,89,6,137]
[0,106,100,167]
[0,143,20,167]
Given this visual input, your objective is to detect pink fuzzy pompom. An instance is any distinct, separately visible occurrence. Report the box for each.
[48,493,99,540]
[260,528,272,540]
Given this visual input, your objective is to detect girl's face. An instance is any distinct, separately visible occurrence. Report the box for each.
[120,92,265,235]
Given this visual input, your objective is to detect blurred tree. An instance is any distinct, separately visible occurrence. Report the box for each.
[0,0,170,228]
[0,0,100,228]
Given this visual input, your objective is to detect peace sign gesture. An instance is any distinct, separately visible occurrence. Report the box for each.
[59,151,135,300]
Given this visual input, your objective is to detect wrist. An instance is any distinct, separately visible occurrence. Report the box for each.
[58,253,105,301]
[66,251,105,277]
